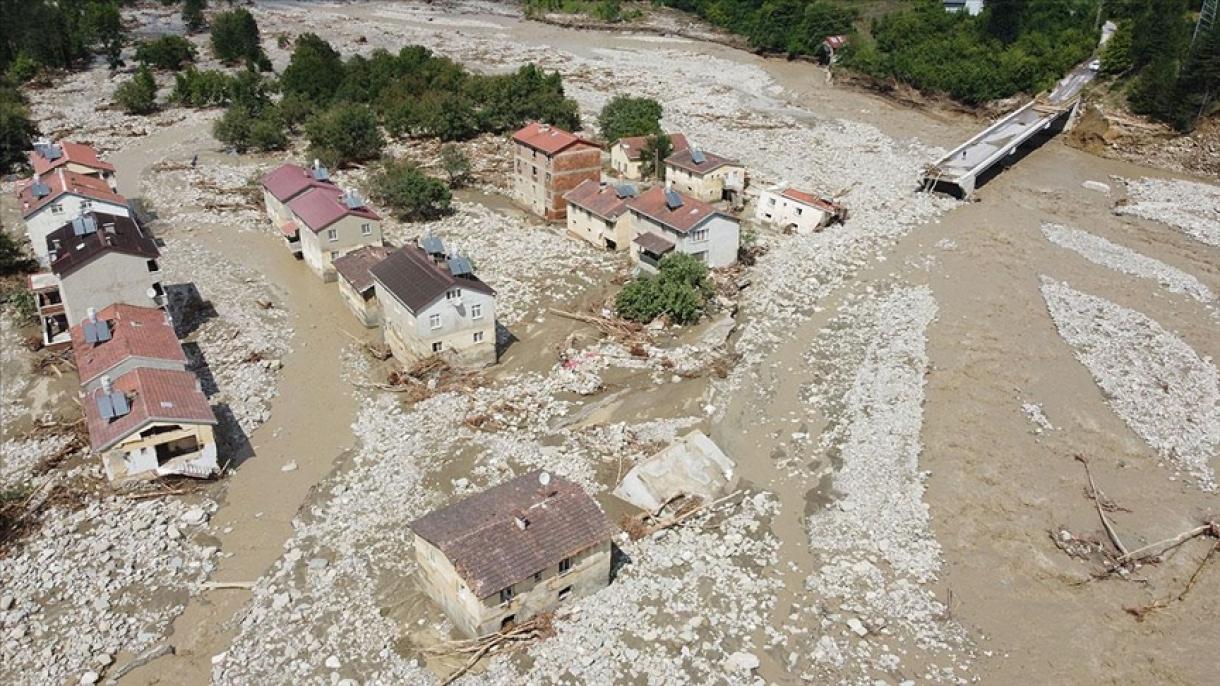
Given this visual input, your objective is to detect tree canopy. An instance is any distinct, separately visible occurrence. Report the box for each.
[597,95,662,144]
[210,8,268,68]
[369,158,453,221]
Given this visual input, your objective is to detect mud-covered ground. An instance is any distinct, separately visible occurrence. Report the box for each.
[1,2,1217,686]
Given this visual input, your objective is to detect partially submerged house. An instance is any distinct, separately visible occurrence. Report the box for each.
[663,147,746,205]
[83,367,218,482]
[409,470,614,638]
[42,211,164,330]
[754,187,847,234]
[28,139,117,190]
[610,133,689,181]
[286,185,382,281]
[625,186,740,273]
[370,240,497,368]
[259,161,336,257]
[512,122,602,221]
[562,179,637,251]
[69,304,186,392]
[333,245,392,327]
[18,169,131,265]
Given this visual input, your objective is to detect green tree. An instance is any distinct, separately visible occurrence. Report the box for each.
[280,33,345,105]
[135,35,197,70]
[0,81,37,174]
[84,1,125,69]
[1100,20,1134,75]
[597,94,661,144]
[615,252,712,325]
[213,104,286,152]
[210,8,264,66]
[170,67,233,107]
[305,102,384,167]
[0,228,35,276]
[6,54,41,84]
[183,0,208,33]
[369,158,452,221]
[438,143,472,187]
[114,65,158,115]
[638,133,673,180]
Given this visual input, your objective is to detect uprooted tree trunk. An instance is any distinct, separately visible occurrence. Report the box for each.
[429,613,556,685]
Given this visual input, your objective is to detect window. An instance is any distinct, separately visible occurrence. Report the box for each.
[432,341,443,353]
[473,331,484,343]
[691,228,709,242]
[81,200,93,209]
[471,303,483,320]
[796,207,803,216]
[51,204,63,214]
[768,197,776,206]
[361,223,372,236]
[499,587,515,604]
[546,172,552,183]
[558,557,572,575]
[327,228,338,242]
[446,288,461,300]
[533,571,543,583]
[558,586,573,601]
[429,313,441,330]
[146,259,160,273]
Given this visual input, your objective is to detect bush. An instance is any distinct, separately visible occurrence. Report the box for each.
[183,0,208,33]
[210,9,265,66]
[114,66,158,115]
[170,67,232,107]
[135,35,197,71]
[213,104,287,152]
[6,54,41,84]
[305,102,384,168]
[615,252,712,325]
[370,158,452,221]
[0,83,38,174]
[597,95,662,144]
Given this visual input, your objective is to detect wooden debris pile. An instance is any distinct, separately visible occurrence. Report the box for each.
[620,490,745,541]
[374,356,485,403]
[427,613,556,685]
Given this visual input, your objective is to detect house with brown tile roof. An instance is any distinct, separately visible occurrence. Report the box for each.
[610,133,689,180]
[562,179,637,251]
[409,470,614,638]
[512,122,602,221]
[370,241,497,368]
[663,146,747,204]
[69,304,187,392]
[83,367,218,482]
[29,139,117,190]
[625,186,740,273]
[333,245,392,327]
[41,212,165,330]
[18,169,131,265]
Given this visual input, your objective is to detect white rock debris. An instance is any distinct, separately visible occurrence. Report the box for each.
[800,286,971,682]
[216,347,778,684]
[1040,222,1214,304]
[0,494,219,686]
[1041,278,1220,490]
[0,434,76,490]
[1116,177,1220,247]
[1022,402,1055,434]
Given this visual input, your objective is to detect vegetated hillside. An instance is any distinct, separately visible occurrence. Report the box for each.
[656,0,1100,105]
[1098,0,1220,132]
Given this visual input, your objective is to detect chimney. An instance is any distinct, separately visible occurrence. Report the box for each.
[514,516,528,531]
[538,123,550,132]
[313,158,321,170]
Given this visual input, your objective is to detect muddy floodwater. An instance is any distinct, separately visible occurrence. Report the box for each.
[2,2,1217,686]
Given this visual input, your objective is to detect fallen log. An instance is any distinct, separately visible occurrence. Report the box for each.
[1076,455,1128,556]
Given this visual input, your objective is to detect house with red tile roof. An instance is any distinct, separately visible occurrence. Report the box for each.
[409,470,613,638]
[562,179,637,251]
[370,240,497,368]
[625,186,740,273]
[69,304,186,392]
[610,133,688,181]
[663,146,746,204]
[511,122,602,221]
[83,367,218,482]
[754,187,847,234]
[259,161,383,280]
[28,139,117,190]
[17,168,131,265]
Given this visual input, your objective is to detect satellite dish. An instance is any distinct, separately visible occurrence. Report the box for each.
[539,472,551,487]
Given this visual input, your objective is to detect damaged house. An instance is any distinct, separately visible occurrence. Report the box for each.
[754,187,847,234]
[69,304,186,392]
[17,169,131,265]
[409,470,614,638]
[512,122,602,221]
[83,367,218,481]
[370,239,497,368]
[333,245,392,327]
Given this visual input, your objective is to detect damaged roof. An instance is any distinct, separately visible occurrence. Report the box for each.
[83,368,216,453]
[29,140,116,176]
[409,470,614,598]
[334,245,392,294]
[370,244,494,314]
[779,188,843,213]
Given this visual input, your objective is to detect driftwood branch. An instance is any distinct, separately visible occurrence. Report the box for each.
[1111,523,1218,568]
[199,581,256,590]
[1075,455,1128,556]
[431,614,555,685]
